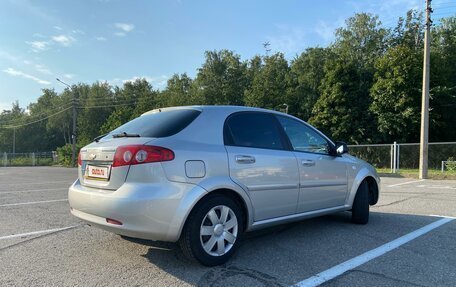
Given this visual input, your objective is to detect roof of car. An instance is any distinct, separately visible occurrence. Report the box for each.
[143,105,289,117]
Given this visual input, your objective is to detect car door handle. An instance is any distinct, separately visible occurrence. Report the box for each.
[301,159,315,167]
[235,155,256,164]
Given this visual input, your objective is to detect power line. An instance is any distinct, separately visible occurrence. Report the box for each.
[77,98,139,106]
[78,102,138,109]
[0,103,72,125]
[0,106,72,129]
[0,98,141,127]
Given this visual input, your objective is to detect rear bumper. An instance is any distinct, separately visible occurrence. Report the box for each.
[68,179,207,242]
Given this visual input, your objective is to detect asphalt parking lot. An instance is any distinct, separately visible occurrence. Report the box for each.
[0,167,455,287]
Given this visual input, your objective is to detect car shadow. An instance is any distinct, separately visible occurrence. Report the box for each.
[122,211,443,286]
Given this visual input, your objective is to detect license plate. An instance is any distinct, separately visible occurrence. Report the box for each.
[85,165,110,180]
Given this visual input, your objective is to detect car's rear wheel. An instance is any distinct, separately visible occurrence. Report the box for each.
[352,180,369,224]
[179,195,244,266]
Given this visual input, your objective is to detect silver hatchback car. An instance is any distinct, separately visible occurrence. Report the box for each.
[69,105,380,266]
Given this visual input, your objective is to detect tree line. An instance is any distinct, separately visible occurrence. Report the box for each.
[1,12,455,154]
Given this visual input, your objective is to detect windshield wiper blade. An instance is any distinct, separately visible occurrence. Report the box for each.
[112,132,141,138]
[93,133,109,142]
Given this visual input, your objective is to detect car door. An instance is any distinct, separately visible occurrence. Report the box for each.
[275,115,348,212]
[224,112,300,221]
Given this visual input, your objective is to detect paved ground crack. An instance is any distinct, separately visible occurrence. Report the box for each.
[198,265,284,287]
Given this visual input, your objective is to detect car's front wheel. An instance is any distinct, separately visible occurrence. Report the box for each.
[179,195,244,266]
[351,180,369,224]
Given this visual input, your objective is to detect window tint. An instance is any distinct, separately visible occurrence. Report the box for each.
[109,109,201,138]
[225,112,285,150]
[277,116,330,154]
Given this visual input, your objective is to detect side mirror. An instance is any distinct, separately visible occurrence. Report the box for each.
[335,141,348,155]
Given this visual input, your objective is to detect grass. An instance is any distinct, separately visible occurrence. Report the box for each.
[7,157,53,166]
[377,168,456,180]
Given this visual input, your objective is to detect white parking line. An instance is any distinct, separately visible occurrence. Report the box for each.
[293,217,454,287]
[0,199,68,207]
[0,181,73,186]
[430,214,456,219]
[0,226,77,240]
[387,179,425,187]
[0,188,67,194]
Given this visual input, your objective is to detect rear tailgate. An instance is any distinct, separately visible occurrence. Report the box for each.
[79,137,156,190]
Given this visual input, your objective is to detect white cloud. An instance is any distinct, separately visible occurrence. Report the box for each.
[315,21,335,44]
[54,26,63,30]
[26,40,50,52]
[115,23,135,32]
[377,0,420,12]
[0,102,12,112]
[123,75,169,89]
[105,75,169,90]
[34,64,52,75]
[52,34,76,47]
[95,36,107,41]
[0,50,19,62]
[72,29,85,35]
[266,25,308,56]
[63,73,74,79]
[33,33,46,38]
[3,68,51,85]
[113,23,135,37]
[314,18,344,45]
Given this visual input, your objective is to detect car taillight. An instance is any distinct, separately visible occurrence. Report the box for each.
[77,151,82,166]
[112,145,174,167]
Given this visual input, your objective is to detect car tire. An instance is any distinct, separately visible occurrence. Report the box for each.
[179,194,244,266]
[352,180,369,224]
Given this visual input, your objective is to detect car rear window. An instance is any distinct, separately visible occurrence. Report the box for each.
[109,109,201,138]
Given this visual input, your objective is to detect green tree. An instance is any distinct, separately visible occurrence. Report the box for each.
[77,82,114,144]
[310,13,388,143]
[193,50,248,105]
[157,73,194,107]
[429,16,456,141]
[390,10,424,49]
[244,53,290,110]
[370,45,422,142]
[100,78,157,133]
[46,89,73,145]
[287,48,331,120]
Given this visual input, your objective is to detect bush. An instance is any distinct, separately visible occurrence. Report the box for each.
[56,143,83,167]
[446,157,456,171]
[10,156,32,166]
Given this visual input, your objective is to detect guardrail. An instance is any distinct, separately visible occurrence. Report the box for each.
[1,152,57,167]
[348,142,456,173]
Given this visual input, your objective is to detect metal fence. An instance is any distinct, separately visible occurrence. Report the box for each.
[1,152,57,167]
[348,142,456,172]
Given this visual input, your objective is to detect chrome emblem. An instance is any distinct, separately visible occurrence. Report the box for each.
[89,153,97,160]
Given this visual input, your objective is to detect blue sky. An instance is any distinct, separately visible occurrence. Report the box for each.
[1,0,455,111]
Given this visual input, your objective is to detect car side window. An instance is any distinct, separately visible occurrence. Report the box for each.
[277,116,330,154]
[225,112,285,150]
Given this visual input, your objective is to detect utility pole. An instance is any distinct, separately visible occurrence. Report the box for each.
[263,41,271,55]
[419,0,432,179]
[56,78,77,167]
[12,127,15,154]
[71,90,77,166]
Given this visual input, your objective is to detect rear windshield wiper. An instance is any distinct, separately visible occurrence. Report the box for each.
[93,133,109,142]
[112,132,141,138]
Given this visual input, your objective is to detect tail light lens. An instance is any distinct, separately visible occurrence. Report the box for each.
[77,151,82,166]
[112,145,174,167]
